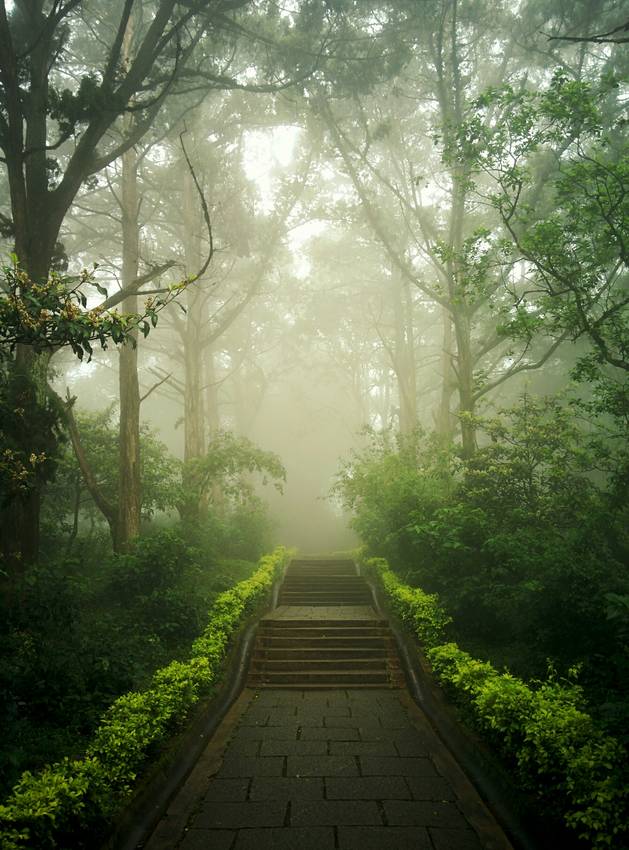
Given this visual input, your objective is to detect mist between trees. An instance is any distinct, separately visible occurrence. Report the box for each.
[0,0,628,845]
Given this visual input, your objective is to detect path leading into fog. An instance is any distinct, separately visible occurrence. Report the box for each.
[143,560,513,850]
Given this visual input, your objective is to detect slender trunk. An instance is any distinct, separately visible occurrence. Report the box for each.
[180,168,206,522]
[205,345,220,439]
[205,346,224,512]
[392,274,417,435]
[452,309,476,458]
[435,308,454,441]
[117,141,141,551]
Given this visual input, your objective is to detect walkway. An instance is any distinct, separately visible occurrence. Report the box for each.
[144,559,513,850]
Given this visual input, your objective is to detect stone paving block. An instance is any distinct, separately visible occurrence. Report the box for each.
[260,739,327,756]
[192,801,286,829]
[393,735,430,757]
[218,756,284,777]
[327,694,353,707]
[325,715,371,728]
[360,756,438,776]
[286,755,359,776]
[178,828,236,850]
[224,740,260,757]
[301,692,333,705]
[254,694,297,706]
[325,776,410,800]
[272,713,320,726]
[379,715,411,728]
[293,714,325,727]
[406,776,456,801]
[429,827,483,850]
[329,740,397,756]
[337,826,432,850]
[239,715,270,727]
[291,799,382,826]
[202,778,250,802]
[233,725,298,741]
[234,827,335,850]
[358,726,395,741]
[249,777,324,801]
[383,800,468,829]
[321,705,351,717]
[301,726,359,740]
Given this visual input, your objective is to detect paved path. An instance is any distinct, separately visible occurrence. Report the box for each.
[145,687,513,850]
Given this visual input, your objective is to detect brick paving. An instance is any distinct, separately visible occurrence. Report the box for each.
[145,688,514,850]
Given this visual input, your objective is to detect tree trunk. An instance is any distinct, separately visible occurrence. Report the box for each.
[180,168,207,523]
[117,141,141,551]
[452,309,476,458]
[391,273,418,435]
[435,308,455,441]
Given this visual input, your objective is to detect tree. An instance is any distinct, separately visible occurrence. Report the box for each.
[449,72,628,422]
[0,0,344,562]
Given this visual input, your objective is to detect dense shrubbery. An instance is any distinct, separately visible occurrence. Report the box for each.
[337,396,629,733]
[0,528,260,798]
[0,546,290,849]
[363,556,629,849]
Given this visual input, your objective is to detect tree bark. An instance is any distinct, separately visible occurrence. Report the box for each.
[117,141,142,551]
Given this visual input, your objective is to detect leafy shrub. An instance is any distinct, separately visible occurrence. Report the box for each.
[365,556,629,849]
[0,546,291,849]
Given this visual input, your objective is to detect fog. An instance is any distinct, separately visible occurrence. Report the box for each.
[1,2,628,835]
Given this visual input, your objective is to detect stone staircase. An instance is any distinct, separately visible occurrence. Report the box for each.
[248,558,403,689]
[278,558,373,606]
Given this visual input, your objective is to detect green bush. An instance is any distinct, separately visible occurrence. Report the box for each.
[0,546,291,849]
[364,556,629,849]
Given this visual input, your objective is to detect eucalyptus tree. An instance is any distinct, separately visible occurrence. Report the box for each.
[313,0,623,456]
[0,0,368,562]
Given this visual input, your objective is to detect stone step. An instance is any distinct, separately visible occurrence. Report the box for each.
[258,636,388,648]
[251,647,389,660]
[258,626,388,638]
[251,670,391,685]
[260,619,388,629]
[250,658,389,672]
[284,565,358,576]
[249,682,395,689]
[278,596,373,604]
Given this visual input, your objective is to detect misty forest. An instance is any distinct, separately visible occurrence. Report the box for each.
[0,1,628,848]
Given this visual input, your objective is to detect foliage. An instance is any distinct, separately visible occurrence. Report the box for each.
[41,408,180,535]
[362,557,452,646]
[185,498,277,564]
[339,396,628,685]
[0,261,182,362]
[0,529,259,799]
[447,72,629,398]
[183,431,286,509]
[0,366,62,511]
[365,557,629,849]
[0,545,291,849]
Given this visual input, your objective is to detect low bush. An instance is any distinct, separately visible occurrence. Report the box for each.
[363,555,629,849]
[0,546,291,849]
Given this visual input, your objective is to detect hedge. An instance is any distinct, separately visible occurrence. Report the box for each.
[0,546,291,850]
[361,555,629,849]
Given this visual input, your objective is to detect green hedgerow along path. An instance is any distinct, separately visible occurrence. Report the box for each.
[144,558,512,850]
[2,553,626,849]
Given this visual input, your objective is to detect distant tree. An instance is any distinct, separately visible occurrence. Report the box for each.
[448,73,629,424]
